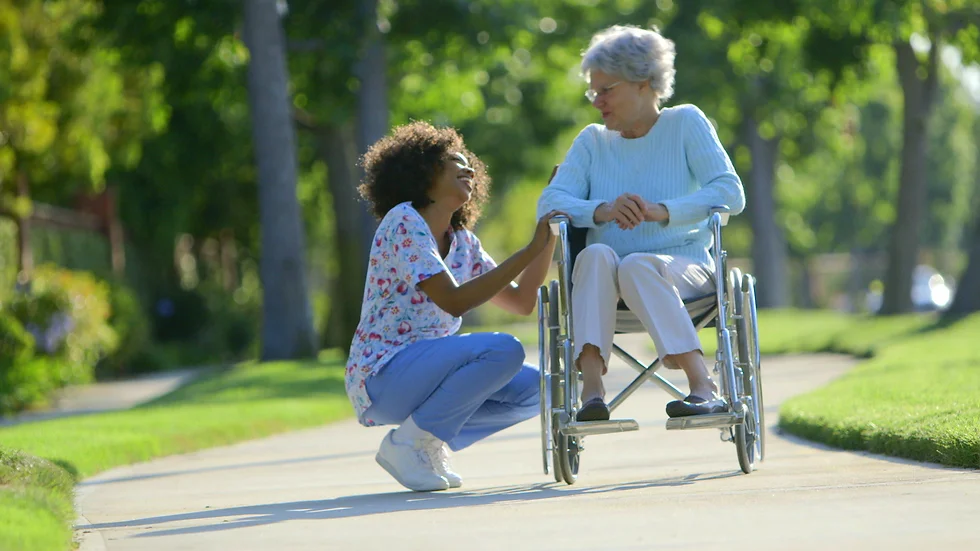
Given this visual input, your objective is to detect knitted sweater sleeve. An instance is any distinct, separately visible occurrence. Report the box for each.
[536,126,607,228]
[660,105,746,227]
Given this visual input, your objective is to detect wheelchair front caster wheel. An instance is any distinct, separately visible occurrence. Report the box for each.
[557,432,580,485]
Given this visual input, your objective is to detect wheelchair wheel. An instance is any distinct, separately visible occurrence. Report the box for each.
[548,280,565,483]
[548,279,580,485]
[742,273,765,461]
[538,285,555,479]
[557,433,580,484]
[733,274,764,473]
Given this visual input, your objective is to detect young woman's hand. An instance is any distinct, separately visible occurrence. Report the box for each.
[529,210,564,254]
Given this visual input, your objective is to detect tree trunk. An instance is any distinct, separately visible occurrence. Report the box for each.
[356,0,388,167]
[880,39,939,315]
[320,123,370,352]
[743,114,790,308]
[243,0,316,360]
[943,209,980,318]
[305,0,384,353]
[354,0,386,249]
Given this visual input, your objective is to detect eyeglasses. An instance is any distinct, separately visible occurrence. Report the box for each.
[585,81,623,102]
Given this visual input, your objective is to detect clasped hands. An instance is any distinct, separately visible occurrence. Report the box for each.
[593,193,668,229]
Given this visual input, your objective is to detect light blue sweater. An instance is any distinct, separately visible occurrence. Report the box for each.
[536,104,745,271]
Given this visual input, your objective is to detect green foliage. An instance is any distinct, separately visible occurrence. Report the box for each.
[924,70,978,254]
[0,312,45,413]
[195,281,261,363]
[0,308,33,366]
[96,279,152,378]
[1,0,976,356]
[4,265,117,388]
[96,0,256,263]
[0,0,166,200]
[0,219,16,294]
[0,357,63,415]
[30,226,113,281]
[148,278,260,367]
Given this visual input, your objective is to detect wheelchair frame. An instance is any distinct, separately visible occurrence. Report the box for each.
[536,207,765,485]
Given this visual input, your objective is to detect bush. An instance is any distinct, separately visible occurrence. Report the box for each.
[0,311,34,366]
[0,218,17,294]
[5,265,117,387]
[97,280,152,378]
[149,281,259,365]
[200,281,259,360]
[0,313,46,414]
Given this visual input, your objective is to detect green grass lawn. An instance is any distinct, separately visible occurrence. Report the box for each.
[0,350,354,551]
[778,313,980,468]
[0,449,75,551]
[692,308,934,357]
[688,308,979,469]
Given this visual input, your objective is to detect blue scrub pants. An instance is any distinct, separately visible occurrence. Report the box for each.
[364,332,540,451]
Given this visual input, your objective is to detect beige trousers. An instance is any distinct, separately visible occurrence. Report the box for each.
[571,244,714,368]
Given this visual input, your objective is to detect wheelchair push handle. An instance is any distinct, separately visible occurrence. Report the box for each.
[548,214,571,236]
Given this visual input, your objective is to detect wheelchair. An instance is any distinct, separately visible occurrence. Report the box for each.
[536,206,765,485]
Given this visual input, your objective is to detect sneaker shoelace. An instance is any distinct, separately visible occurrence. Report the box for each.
[422,439,451,473]
[407,439,436,469]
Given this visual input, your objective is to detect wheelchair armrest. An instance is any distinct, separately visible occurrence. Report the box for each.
[709,205,730,227]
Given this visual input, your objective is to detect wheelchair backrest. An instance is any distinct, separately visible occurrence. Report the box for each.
[567,225,588,274]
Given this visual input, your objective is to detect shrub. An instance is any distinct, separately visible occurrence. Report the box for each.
[150,281,259,365]
[0,313,45,414]
[5,265,117,387]
[97,280,152,378]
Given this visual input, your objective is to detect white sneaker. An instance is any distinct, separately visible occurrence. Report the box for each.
[376,430,450,492]
[424,440,463,488]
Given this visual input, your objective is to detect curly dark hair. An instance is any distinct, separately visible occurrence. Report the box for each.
[358,121,491,230]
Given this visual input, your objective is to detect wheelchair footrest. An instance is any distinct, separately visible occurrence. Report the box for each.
[561,419,639,436]
[665,412,743,430]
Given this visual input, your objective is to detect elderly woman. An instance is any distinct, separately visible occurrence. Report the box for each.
[537,25,745,422]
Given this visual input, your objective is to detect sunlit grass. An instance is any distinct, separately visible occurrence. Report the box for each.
[779,312,980,468]
[0,350,355,550]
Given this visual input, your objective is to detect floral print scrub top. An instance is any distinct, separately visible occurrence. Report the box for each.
[345,202,497,425]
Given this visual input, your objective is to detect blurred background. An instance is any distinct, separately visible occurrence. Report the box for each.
[1,0,978,414]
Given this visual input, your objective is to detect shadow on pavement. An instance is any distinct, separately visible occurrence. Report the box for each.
[80,470,740,538]
[78,451,376,487]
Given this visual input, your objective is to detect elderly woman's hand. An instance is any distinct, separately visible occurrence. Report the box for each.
[594,193,669,228]
[628,194,669,224]
[594,194,645,229]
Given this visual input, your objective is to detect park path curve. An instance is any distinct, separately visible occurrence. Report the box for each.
[75,335,980,550]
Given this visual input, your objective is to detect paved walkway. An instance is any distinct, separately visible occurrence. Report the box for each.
[0,367,212,427]
[74,337,980,550]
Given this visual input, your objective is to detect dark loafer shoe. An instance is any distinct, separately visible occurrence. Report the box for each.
[665,394,727,418]
[576,397,611,422]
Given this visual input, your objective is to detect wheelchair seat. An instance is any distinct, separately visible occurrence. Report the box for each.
[615,294,716,334]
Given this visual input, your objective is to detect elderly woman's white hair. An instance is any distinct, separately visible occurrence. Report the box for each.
[581,25,676,106]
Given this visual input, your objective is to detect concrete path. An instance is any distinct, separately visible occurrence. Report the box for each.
[1,367,212,427]
[75,336,980,550]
